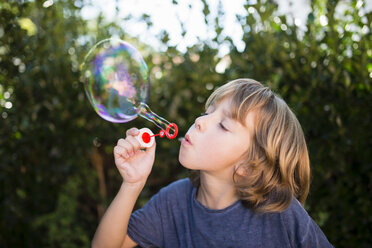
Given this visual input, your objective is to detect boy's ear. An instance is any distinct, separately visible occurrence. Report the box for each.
[235,165,247,177]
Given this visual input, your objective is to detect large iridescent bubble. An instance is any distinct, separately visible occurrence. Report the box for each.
[80,38,178,138]
[81,38,149,123]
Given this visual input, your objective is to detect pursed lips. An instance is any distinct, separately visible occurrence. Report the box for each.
[184,134,193,145]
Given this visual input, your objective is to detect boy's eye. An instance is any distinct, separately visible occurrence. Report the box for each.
[200,112,228,131]
[219,123,228,131]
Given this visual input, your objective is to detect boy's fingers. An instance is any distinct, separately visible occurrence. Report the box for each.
[114,145,129,159]
[114,152,126,165]
[116,139,133,157]
[117,139,130,156]
[126,136,141,154]
[117,138,126,147]
[114,145,123,155]
[126,128,139,137]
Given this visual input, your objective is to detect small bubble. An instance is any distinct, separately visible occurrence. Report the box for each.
[280,24,287,31]
[93,137,101,147]
[356,0,363,9]
[68,47,75,55]
[78,93,84,101]
[4,92,10,99]
[43,0,54,8]
[294,19,301,26]
[19,63,26,73]
[361,25,369,34]
[197,96,205,103]
[206,83,213,90]
[13,57,21,66]
[152,55,161,65]
[155,71,162,79]
[5,102,12,109]
[351,34,360,42]
[319,15,328,26]
[172,56,184,65]
[190,53,200,63]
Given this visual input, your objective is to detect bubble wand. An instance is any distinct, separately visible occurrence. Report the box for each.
[80,38,178,147]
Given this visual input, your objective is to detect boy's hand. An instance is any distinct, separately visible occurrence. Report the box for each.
[114,127,156,187]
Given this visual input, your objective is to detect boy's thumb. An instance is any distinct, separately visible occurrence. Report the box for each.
[145,139,156,154]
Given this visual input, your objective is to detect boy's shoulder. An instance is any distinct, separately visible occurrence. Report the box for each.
[161,177,192,189]
[274,198,334,247]
[279,197,311,223]
[271,197,312,230]
[158,177,193,198]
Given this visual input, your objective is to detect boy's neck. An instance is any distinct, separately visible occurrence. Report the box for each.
[196,171,239,210]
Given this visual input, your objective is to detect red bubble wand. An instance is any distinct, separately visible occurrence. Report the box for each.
[136,122,178,148]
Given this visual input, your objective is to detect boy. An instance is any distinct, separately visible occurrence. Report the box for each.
[92,78,334,247]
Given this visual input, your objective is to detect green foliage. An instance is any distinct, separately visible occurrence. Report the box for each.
[0,0,371,247]
[225,1,372,247]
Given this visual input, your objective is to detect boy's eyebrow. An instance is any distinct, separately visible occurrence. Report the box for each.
[208,104,234,120]
[222,108,233,119]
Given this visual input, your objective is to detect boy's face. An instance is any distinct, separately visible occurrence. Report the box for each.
[179,96,254,179]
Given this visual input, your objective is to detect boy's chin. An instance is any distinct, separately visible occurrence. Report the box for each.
[178,156,187,168]
[178,154,193,170]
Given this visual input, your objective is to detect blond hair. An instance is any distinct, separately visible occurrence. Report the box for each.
[192,78,310,213]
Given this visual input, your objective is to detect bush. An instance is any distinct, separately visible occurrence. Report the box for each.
[0,0,370,247]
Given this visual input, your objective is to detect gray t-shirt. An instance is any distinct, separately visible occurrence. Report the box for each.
[128,178,333,248]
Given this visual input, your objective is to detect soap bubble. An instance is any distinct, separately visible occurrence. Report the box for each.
[81,38,178,139]
[81,38,149,123]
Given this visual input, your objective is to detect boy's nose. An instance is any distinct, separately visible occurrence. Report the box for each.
[195,116,204,132]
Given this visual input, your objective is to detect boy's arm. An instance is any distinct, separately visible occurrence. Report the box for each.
[92,182,142,248]
[92,127,156,248]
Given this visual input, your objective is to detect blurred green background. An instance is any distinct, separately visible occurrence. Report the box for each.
[0,0,371,247]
